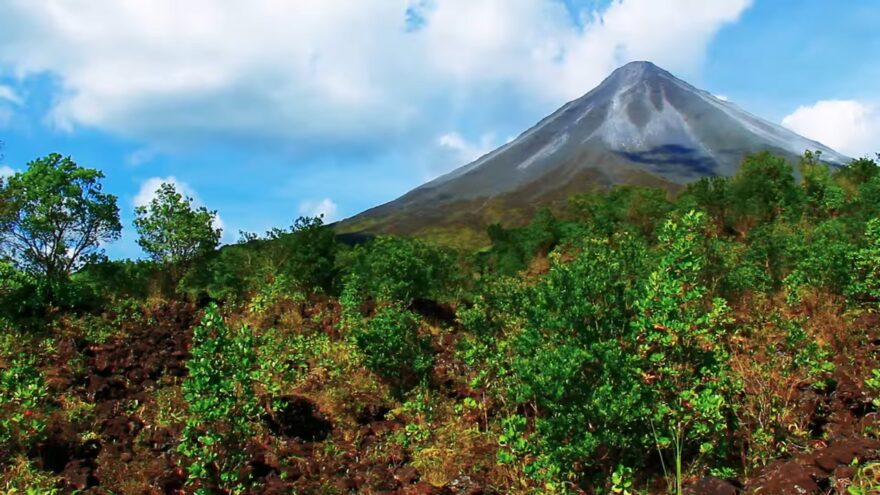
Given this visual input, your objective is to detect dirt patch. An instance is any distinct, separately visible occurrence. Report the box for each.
[35,302,197,493]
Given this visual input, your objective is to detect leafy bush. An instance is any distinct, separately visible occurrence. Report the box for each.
[186,216,338,304]
[784,219,855,302]
[341,236,457,307]
[0,335,51,458]
[494,233,649,488]
[850,218,880,303]
[178,304,261,493]
[486,207,562,274]
[73,259,160,302]
[633,211,735,495]
[353,304,433,388]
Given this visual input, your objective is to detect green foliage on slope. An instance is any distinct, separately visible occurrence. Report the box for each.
[2,151,880,494]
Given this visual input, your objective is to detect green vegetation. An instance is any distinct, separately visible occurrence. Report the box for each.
[2,151,880,494]
[178,304,260,493]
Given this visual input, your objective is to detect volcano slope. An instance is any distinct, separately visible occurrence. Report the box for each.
[339,61,848,246]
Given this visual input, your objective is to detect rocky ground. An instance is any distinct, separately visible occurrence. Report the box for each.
[15,302,880,494]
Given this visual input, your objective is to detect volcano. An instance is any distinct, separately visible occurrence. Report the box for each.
[339,61,849,245]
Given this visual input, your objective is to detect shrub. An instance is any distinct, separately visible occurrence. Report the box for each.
[0,336,51,458]
[494,233,649,489]
[188,216,338,304]
[353,304,433,387]
[342,236,457,307]
[850,218,880,303]
[633,211,735,495]
[178,304,261,493]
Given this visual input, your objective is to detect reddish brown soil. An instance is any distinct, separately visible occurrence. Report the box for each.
[27,302,495,494]
[32,302,196,493]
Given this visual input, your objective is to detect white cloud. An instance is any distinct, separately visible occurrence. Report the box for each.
[438,132,497,162]
[134,176,225,234]
[0,0,752,151]
[125,148,157,167]
[0,85,21,105]
[782,100,880,157]
[426,131,499,179]
[715,94,729,102]
[0,165,17,178]
[298,198,339,222]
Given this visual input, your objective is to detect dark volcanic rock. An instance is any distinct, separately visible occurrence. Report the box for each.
[684,477,740,495]
[746,438,880,495]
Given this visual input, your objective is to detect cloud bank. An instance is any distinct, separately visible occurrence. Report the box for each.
[0,0,752,157]
[298,198,340,222]
[782,100,880,158]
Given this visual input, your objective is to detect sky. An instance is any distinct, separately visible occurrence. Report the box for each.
[0,0,878,259]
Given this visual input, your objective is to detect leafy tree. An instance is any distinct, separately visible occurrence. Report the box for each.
[736,221,801,292]
[133,182,221,282]
[799,151,844,219]
[784,219,854,302]
[0,154,121,291]
[568,186,674,239]
[178,304,260,493]
[181,216,337,304]
[486,208,561,275]
[843,162,880,224]
[729,152,802,231]
[834,155,879,188]
[679,177,732,228]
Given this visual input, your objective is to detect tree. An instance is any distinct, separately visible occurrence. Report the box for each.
[730,152,802,230]
[799,151,844,218]
[0,154,121,287]
[133,182,221,280]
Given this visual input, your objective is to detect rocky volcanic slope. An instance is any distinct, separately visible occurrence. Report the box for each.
[339,61,848,245]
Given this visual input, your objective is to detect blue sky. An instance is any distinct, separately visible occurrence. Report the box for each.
[0,0,878,259]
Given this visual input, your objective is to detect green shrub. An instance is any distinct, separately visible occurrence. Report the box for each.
[495,233,649,488]
[178,304,261,493]
[342,236,457,307]
[353,304,433,387]
[784,219,855,302]
[634,211,736,495]
[186,216,338,304]
[850,218,880,303]
[0,336,51,458]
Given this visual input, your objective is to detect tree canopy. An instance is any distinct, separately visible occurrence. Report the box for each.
[0,153,121,282]
[133,182,221,273]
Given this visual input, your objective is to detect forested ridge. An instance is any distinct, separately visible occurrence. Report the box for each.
[3,150,880,494]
